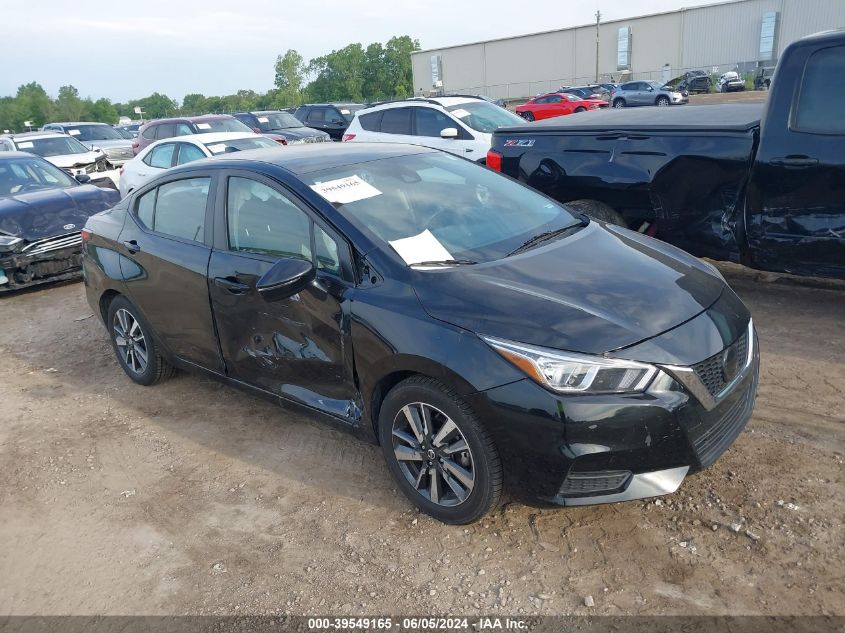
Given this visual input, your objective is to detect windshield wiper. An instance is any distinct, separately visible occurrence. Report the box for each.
[410,259,478,268]
[506,218,589,257]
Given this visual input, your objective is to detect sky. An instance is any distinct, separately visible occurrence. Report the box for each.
[0,0,725,103]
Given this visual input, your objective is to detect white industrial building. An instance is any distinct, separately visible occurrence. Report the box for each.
[411,0,845,99]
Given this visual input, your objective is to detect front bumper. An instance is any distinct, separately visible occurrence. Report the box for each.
[466,322,759,506]
[0,235,82,292]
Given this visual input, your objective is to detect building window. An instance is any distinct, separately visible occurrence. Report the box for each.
[617,27,632,71]
[759,12,779,62]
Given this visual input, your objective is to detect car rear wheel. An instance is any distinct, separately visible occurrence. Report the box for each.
[107,296,175,386]
[378,376,502,524]
[613,98,625,108]
[656,96,670,106]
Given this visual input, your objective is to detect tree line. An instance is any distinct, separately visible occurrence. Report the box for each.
[0,35,419,132]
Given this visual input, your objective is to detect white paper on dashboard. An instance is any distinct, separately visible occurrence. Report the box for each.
[206,143,227,154]
[17,141,34,148]
[257,116,269,123]
[68,129,81,135]
[310,175,382,204]
[196,122,211,130]
[388,230,453,266]
[450,108,471,118]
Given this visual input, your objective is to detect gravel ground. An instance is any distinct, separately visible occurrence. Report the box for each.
[0,272,842,617]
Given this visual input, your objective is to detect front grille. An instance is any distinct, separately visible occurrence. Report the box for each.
[559,470,631,495]
[688,370,757,468]
[21,232,81,256]
[692,331,748,397]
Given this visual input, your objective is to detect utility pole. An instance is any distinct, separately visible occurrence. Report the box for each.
[595,10,601,83]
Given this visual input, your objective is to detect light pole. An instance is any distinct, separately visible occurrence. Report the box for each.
[595,10,601,83]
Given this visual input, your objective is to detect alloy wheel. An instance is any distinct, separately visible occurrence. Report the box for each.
[391,402,475,507]
[113,308,148,375]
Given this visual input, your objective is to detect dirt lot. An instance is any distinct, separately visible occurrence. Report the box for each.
[0,272,843,617]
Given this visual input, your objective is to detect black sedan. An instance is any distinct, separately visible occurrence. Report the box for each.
[0,152,120,292]
[81,144,758,524]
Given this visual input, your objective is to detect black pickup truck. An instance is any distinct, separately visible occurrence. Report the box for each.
[488,30,845,279]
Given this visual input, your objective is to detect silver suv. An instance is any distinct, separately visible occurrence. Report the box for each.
[610,81,688,108]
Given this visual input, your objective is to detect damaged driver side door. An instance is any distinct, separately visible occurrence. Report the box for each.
[207,172,360,423]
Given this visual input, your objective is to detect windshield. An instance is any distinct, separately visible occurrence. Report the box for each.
[66,125,123,141]
[646,81,667,90]
[15,136,91,157]
[0,156,78,196]
[445,101,525,134]
[195,118,254,133]
[337,105,364,122]
[305,152,579,265]
[114,127,134,139]
[562,93,581,102]
[254,112,304,131]
[203,136,277,154]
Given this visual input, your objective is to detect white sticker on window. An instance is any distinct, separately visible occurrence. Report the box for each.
[68,129,81,135]
[196,123,211,130]
[340,109,351,115]
[257,116,269,123]
[17,141,34,148]
[310,175,382,204]
[450,108,471,118]
[388,229,453,266]
[206,143,228,154]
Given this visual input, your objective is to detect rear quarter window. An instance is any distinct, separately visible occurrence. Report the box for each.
[358,111,383,132]
[794,45,845,135]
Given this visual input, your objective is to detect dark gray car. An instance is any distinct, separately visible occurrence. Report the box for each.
[610,81,688,108]
[41,122,135,165]
[232,111,331,144]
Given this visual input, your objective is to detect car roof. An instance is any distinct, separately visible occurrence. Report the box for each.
[144,131,261,149]
[1,131,69,140]
[47,121,109,126]
[167,142,435,176]
[0,151,52,160]
[298,103,364,108]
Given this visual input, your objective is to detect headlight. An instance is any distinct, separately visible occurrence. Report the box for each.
[482,335,658,394]
[0,235,23,253]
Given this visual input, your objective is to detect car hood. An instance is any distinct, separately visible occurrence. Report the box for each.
[79,139,132,151]
[0,186,120,241]
[44,151,104,169]
[273,126,327,140]
[413,222,726,355]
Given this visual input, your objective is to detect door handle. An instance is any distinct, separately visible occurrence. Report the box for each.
[771,156,819,168]
[214,276,250,294]
[122,240,140,254]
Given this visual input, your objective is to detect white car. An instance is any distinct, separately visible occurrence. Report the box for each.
[342,96,526,163]
[0,131,120,188]
[119,132,278,197]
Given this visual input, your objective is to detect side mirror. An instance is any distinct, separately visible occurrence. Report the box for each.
[440,127,459,139]
[256,257,316,302]
[75,174,92,184]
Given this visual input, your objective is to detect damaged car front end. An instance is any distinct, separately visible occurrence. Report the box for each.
[0,152,120,292]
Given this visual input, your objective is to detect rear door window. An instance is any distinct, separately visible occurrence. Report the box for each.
[155,124,176,139]
[176,143,205,165]
[308,108,326,123]
[145,143,177,168]
[152,178,210,242]
[794,45,845,135]
[380,108,412,135]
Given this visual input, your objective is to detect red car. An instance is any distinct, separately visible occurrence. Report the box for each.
[515,92,608,121]
[132,115,287,155]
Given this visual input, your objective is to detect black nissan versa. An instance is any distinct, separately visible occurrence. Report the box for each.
[81,143,759,524]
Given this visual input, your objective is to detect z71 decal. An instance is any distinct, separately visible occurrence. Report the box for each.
[503,139,536,147]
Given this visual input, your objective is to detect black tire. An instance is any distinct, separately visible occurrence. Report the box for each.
[656,96,670,106]
[107,295,175,386]
[612,98,625,108]
[565,199,627,227]
[522,111,535,122]
[574,106,586,113]
[378,376,502,524]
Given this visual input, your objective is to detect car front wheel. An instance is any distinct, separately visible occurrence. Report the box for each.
[656,96,670,106]
[107,295,175,386]
[378,376,502,524]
